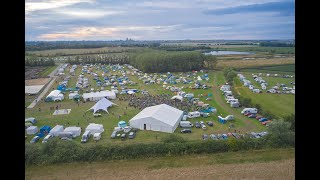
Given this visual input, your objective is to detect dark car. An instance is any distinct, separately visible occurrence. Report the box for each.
[259,118,268,122]
[195,121,201,128]
[121,134,126,141]
[129,132,136,139]
[30,136,40,143]
[181,129,192,133]
[206,121,214,126]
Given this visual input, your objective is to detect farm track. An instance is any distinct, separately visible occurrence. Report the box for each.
[212,74,256,131]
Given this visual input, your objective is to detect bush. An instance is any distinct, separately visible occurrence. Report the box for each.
[161,134,186,143]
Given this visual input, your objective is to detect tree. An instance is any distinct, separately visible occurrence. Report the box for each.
[283,114,295,132]
[266,119,295,147]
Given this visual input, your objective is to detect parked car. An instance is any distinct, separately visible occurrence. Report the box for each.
[248,114,257,118]
[129,132,136,139]
[217,134,223,139]
[202,134,208,140]
[110,131,117,138]
[195,121,201,128]
[209,134,217,140]
[30,136,40,143]
[227,133,233,137]
[222,134,228,139]
[256,116,263,120]
[232,133,240,139]
[262,120,272,125]
[181,129,192,133]
[121,134,126,141]
[201,124,207,130]
[259,118,268,122]
[206,121,214,126]
[200,121,204,125]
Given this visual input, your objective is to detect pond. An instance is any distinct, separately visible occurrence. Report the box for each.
[203,51,254,55]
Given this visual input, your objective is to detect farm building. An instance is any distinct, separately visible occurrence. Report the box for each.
[45,90,64,102]
[82,90,116,101]
[129,104,183,133]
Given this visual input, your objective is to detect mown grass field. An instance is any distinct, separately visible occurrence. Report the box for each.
[240,64,295,73]
[233,72,295,117]
[25,148,295,180]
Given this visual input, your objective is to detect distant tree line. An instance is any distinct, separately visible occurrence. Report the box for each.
[25,58,55,66]
[66,54,130,65]
[259,42,295,47]
[129,51,208,73]
[155,45,212,51]
[25,41,161,51]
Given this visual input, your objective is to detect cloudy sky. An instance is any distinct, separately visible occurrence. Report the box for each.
[25,0,295,41]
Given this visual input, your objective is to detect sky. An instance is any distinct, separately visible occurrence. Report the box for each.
[25,0,295,41]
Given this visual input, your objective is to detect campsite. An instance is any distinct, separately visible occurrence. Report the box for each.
[25,59,294,144]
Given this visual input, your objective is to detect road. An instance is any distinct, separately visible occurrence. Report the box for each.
[27,64,63,109]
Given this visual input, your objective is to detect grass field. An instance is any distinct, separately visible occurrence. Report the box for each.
[25,148,295,180]
[39,65,58,77]
[216,57,295,69]
[25,65,268,145]
[234,75,295,117]
[240,64,295,73]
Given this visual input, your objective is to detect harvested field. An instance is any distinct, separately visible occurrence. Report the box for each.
[25,66,48,79]
[25,148,295,180]
[216,57,295,69]
[25,78,50,86]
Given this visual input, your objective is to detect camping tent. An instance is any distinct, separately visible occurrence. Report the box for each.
[64,127,81,137]
[69,92,79,99]
[85,123,104,134]
[40,126,51,134]
[129,104,183,133]
[25,117,36,124]
[49,125,64,137]
[118,121,127,128]
[88,98,117,114]
[127,90,135,95]
[45,90,64,102]
[26,126,38,135]
[82,90,116,102]
[171,95,183,102]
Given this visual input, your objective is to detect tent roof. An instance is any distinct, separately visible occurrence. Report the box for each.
[88,98,116,113]
[129,104,183,126]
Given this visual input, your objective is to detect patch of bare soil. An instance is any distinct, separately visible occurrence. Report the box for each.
[25,159,294,180]
[25,66,47,80]
[25,78,50,86]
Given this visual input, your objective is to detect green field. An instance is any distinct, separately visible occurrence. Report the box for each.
[25,62,294,145]
[234,72,295,117]
[25,148,295,179]
[240,64,295,73]
[39,65,58,77]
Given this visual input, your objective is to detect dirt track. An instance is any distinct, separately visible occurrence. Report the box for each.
[25,78,51,86]
[25,159,295,180]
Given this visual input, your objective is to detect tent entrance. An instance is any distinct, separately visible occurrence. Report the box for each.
[144,124,146,130]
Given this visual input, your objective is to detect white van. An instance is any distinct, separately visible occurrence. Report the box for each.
[182,115,188,121]
[241,108,258,114]
[180,121,193,128]
[187,111,201,118]
[81,130,91,143]
[42,134,52,143]
[58,132,73,139]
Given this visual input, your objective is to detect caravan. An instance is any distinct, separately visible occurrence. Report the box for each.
[241,108,258,114]
[187,111,201,118]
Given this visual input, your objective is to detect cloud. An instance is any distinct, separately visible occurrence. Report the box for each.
[53,9,123,18]
[204,1,294,16]
[25,0,95,13]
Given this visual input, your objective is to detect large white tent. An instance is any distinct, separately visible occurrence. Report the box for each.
[88,98,117,114]
[45,90,64,101]
[49,125,64,137]
[82,90,116,102]
[129,104,183,133]
[85,123,104,134]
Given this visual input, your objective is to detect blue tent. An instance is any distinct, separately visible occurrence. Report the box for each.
[57,85,66,91]
[118,121,127,128]
[40,126,51,134]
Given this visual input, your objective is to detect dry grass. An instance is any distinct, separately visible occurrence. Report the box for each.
[216,57,295,69]
[25,149,295,180]
[25,78,51,86]
[27,47,140,56]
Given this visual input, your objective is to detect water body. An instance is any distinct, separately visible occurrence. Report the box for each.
[203,51,254,55]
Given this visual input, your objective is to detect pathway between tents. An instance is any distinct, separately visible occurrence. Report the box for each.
[212,73,256,131]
